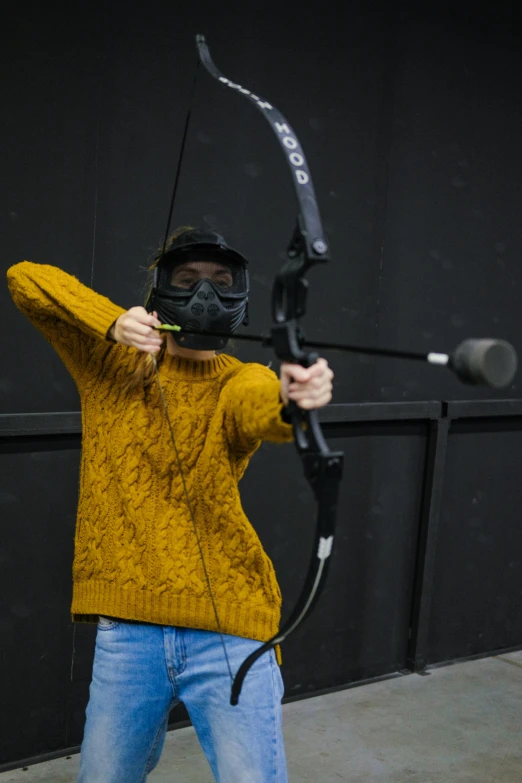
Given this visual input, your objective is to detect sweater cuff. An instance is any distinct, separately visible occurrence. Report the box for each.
[87,299,126,342]
[258,384,294,442]
[105,318,119,343]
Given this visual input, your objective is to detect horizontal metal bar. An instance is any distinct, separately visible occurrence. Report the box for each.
[318,401,442,423]
[0,412,81,437]
[446,399,522,419]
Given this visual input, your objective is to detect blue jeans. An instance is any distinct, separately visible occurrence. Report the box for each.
[78,619,287,783]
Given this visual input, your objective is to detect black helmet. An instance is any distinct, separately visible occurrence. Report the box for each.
[146,229,249,350]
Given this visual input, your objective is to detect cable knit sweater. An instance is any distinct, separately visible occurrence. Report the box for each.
[7,261,294,644]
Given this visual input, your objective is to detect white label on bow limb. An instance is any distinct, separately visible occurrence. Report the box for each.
[220,83,309,185]
[219,78,273,109]
[274,123,309,185]
[317,536,333,560]
[427,352,449,365]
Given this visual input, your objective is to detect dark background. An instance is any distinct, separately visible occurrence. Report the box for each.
[1,0,522,768]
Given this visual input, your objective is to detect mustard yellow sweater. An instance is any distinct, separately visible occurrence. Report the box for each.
[7,262,293,644]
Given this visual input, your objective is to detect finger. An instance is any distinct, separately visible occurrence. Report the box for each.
[131,308,162,328]
[288,385,332,404]
[288,376,333,396]
[282,358,331,381]
[127,334,162,355]
[292,368,334,390]
[288,375,324,392]
[137,341,163,354]
[306,357,329,375]
[134,334,163,350]
[290,370,333,391]
[294,391,332,410]
[294,357,328,376]
[129,321,163,339]
[281,363,315,383]
[304,362,333,385]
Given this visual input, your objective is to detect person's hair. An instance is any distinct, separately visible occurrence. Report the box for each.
[121,226,195,394]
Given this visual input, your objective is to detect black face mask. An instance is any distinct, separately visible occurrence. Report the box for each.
[146,231,250,350]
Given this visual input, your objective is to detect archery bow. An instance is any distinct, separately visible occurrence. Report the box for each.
[195,35,344,706]
[151,35,344,707]
[153,35,518,706]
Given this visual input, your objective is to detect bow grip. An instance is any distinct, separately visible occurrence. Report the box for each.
[271,321,318,367]
[298,350,319,369]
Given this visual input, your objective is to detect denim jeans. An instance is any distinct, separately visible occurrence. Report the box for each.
[78,618,287,783]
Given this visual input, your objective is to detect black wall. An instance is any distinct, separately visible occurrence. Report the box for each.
[2,1,522,768]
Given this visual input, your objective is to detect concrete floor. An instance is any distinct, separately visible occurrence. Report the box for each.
[2,651,521,782]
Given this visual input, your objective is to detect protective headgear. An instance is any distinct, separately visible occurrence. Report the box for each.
[146,229,250,350]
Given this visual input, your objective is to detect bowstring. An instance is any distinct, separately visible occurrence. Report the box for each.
[151,47,234,687]
[159,55,200,262]
[152,358,234,684]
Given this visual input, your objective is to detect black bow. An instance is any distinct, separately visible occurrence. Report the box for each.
[195,36,345,705]
[154,35,517,707]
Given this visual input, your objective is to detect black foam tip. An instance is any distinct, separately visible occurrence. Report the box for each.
[450,339,518,388]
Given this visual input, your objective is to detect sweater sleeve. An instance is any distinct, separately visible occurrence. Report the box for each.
[224,363,294,453]
[6,261,126,385]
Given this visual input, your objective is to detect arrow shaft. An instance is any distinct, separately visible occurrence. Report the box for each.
[156,326,448,365]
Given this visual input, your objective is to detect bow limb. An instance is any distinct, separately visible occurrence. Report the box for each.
[231,408,343,705]
[196,36,345,706]
[196,36,329,266]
